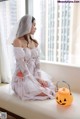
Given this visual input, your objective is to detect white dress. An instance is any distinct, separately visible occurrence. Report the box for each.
[11,47,55,100]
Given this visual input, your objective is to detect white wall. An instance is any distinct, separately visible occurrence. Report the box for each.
[41,61,80,93]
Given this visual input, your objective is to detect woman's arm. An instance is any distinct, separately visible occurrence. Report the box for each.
[13,39,31,79]
[34,49,48,87]
[35,49,41,79]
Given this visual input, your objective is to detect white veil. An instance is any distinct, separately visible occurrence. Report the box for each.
[7,14,33,78]
[8,15,32,44]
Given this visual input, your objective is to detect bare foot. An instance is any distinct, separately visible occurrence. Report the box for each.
[36,92,47,96]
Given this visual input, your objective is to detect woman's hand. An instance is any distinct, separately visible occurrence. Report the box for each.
[17,71,24,80]
[37,79,48,88]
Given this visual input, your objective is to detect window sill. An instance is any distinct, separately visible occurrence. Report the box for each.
[40,60,80,69]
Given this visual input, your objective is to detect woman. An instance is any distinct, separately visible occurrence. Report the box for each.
[11,14,55,100]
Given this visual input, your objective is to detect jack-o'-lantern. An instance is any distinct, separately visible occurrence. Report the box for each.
[56,81,73,106]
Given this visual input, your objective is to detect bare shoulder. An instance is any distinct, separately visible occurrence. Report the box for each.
[12,39,22,47]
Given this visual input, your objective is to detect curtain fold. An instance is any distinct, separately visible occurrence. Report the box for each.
[0,2,11,83]
[0,0,25,83]
[70,3,80,65]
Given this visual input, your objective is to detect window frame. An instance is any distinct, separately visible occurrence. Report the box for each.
[26,0,80,68]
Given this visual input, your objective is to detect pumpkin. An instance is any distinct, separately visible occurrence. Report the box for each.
[56,81,73,106]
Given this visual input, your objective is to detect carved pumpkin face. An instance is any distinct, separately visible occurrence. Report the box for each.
[56,87,73,106]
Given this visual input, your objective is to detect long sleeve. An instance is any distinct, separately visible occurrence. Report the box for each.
[14,48,30,77]
[34,49,41,79]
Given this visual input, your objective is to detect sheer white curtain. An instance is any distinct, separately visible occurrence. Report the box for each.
[0,11,11,83]
[0,0,26,83]
[0,12,11,83]
[0,32,1,83]
[70,3,80,66]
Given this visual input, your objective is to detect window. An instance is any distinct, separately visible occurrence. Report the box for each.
[0,0,25,41]
[28,0,80,67]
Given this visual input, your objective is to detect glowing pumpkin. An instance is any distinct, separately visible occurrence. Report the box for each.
[56,81,73,106]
